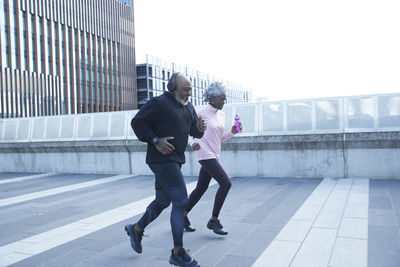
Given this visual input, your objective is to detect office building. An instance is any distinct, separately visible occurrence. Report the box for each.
[136,55,252,108]
[0,0,137,118]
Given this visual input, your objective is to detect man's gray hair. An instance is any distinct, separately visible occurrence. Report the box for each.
[203,82,226,102]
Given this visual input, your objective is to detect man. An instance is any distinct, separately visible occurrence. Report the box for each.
[125,72,206,267]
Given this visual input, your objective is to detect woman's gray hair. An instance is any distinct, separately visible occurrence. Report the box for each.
[203,82,226,102]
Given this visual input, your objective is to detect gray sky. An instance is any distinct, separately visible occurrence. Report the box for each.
[134,0,400,101]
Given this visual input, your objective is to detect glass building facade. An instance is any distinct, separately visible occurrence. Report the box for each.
[0,0,137,118]
[136,55,252,108]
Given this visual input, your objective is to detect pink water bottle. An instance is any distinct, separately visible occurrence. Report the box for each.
[235,114,242,133]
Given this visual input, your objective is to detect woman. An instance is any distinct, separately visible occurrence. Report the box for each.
[184,82,242,235]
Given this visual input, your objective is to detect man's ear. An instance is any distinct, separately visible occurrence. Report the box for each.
[167,72,180,91]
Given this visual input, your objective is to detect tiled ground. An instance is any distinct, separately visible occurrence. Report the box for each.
[0,172,399,267]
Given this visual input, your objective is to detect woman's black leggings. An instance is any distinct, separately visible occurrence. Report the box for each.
[186,158,232,218]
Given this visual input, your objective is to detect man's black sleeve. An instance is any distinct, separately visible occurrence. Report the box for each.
[131,98,161,143]
[189,104,204,139]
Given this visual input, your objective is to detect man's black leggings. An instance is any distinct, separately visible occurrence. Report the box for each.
[186,158,232,218]
[137,162,188,247]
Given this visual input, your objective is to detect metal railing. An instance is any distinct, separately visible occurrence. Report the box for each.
[0,93,399,143]
[221,92,400,136]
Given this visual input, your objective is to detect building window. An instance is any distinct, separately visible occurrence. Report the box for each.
[54,23,59,76]
[20,12,28,70]
[39,17,45,73]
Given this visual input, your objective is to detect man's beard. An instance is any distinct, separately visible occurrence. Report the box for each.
[175,95,189,106]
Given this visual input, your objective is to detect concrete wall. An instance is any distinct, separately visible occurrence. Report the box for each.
[1,132,399,179]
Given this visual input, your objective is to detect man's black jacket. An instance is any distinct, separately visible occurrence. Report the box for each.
[131,92,204,165]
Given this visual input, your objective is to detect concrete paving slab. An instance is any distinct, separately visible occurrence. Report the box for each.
[291,250,330,267]
[216,255,254,267]
[329,237,367,267]
[0,174,134,208]
[369,209,398,226]
[275,219,313,242]
[0,173,57,185]
[369,196,393,210]
[338,217,368,239]
[343,202,369,219]
[297,228,337,255]
[0,172,41,180]
[252,240,301,267]
[368,179,400,267]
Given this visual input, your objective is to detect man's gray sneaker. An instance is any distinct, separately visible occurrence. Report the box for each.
[169,248,200,267]
[125,223,144,253]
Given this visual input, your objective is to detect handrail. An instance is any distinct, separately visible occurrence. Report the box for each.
[1,93,399,143]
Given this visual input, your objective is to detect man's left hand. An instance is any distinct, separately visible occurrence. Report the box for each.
[197,116,207,132]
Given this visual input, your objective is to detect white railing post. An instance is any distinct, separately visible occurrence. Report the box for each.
[90,114,95,139]
[72,115,78,141]
[343,97,349,133]
[339,97,345,133]
[283,102,288,133]
[257,103,262,136]
[373,96,379,131]
[311,99,316,132]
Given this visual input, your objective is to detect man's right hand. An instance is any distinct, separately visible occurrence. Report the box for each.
[155,137,175,155]
[191,143,201,151]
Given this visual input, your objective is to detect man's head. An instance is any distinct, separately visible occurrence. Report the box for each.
[167,72,192,106]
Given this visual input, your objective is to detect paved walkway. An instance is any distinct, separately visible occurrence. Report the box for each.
[0,173,399,267]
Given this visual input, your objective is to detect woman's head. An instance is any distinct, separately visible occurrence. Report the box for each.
[204,82,227,110]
